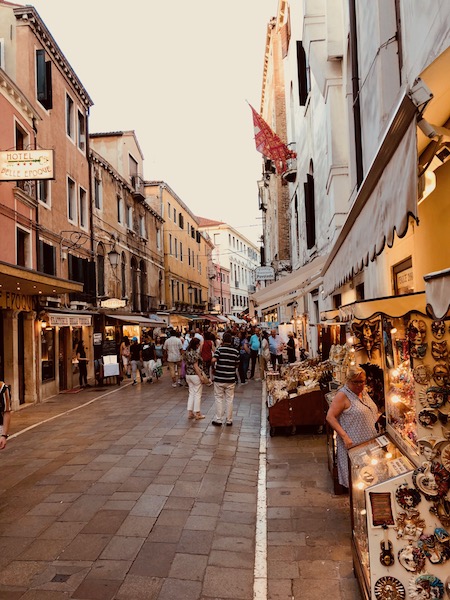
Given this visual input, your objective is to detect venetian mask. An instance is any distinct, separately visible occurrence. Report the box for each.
[395,512,425,541]
[431,320,446,340]
[431,341,449,362]
[352,321,380,359]
[410,343,428,359]
[408,319,427,346]
[425,386,447,409]
[418,409,438,428]
[408,574,445,600]
[433,362,450,387]
[398,545,426,572]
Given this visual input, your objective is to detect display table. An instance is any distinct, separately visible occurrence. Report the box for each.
[267,388,326,436]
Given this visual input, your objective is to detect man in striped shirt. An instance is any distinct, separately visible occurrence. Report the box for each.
[211,332,240,426]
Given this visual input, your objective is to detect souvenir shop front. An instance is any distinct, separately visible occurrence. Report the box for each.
[326,290,450,600]
[40,311,94,398]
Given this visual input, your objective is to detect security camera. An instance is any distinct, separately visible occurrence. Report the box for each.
[418,118,437,139]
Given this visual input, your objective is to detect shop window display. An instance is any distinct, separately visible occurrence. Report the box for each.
[41,327,55,381]
[347,311,450,600]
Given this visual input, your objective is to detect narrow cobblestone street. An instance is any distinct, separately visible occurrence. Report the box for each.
[1,373,361,600]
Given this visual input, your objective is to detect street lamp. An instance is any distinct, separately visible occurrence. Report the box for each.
[107,247,120,268]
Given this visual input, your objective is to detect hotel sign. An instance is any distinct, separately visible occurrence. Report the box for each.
[0,150,55,180]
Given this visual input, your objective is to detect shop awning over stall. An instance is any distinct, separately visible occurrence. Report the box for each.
[321,94,418,297]
[250,254,328,311]
[339,291,427,322]
[106,314,167,326]
[424,269,450,319]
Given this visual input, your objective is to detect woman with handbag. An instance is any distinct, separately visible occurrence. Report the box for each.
[184,337,209,420]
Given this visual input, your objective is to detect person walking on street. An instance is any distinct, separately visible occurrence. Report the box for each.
[286,331,297,363]
[163,330,183,387]
[238,330,251,384]
[211,332,240,427]
[200,331,215,379]
[249,327,261,379]
[76,339,89,388]
[142,334,156,383]
[0,380,12,450]
[269,328,284,371]
[184,337,207,420]
[130,336,144,385]
[120,336,131,378]
[260,330,271,379]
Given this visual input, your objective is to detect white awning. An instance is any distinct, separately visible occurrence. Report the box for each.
[339,292,426,322]
[227,315,246,324]
[424,269,450,319]
[322,95,418,296]
[106,314,167,326]
[251,255,328,311]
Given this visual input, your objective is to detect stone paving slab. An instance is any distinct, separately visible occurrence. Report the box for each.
[1,372,361,600]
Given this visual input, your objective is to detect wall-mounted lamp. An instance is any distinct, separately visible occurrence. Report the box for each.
[188,284,193,293]
[107,247,120,268]
[41,321,47,330]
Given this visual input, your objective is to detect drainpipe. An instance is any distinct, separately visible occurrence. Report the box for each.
[349,0,363,188]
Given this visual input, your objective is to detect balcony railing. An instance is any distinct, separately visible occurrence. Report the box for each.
[131,174,145,200]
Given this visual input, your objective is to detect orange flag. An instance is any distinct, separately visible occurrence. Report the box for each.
[249,103,296,174]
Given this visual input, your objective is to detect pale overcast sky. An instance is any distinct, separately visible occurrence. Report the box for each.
[28,0,277,245]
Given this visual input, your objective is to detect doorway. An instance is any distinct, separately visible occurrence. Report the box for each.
[59,328,68,391]
[18,312,25,404]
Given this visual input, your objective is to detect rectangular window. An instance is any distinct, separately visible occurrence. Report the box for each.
[297,41,310,106]
[173,207,176,222]
[66,94,74,139]
[167,202,171,220]
[188,248,191,266]
[79,186,87,228]
[169,234,172,255]
[67,177,76,222]
[117,196,124,224]
[0,38,4,69]
[77,109,86,151]
[139,215,146,238]
[16,228,30,267]
[191,226,195,239]
[38,240,56,275]
[196,231,201,243]
[127,205,133,230]
[180,242,183,262]
[156,228,161,250]
[129,154,138,183]
[37,180,49,205]
[393,257,413,296]
[174,238,178,259]
[304,174,316,249]
[36,49,52,110]
[94,177,102,209]
[178,213,184,229]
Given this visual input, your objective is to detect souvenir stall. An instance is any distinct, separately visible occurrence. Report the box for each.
[335,292,450,600]
[266,358,333,435]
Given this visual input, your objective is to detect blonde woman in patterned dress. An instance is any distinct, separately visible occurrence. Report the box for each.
[326,366,379,489]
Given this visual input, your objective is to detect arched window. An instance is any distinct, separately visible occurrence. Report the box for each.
[140,259,147,312]
[97,243,105,297]
[131,257,139,312]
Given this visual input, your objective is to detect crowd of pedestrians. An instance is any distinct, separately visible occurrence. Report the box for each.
[114,323,308,428]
